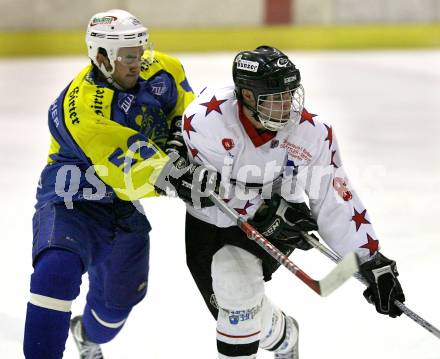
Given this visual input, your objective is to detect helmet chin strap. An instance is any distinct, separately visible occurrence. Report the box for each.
[237,91,259,123]
[98,62,124,91]
[241,99,275,131]
[242,102,262,124]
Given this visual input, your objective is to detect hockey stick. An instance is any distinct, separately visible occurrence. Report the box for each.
[208,192,359,297]
[302,232,440,340]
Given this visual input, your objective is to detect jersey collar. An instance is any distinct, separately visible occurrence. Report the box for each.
[238,102,276,147]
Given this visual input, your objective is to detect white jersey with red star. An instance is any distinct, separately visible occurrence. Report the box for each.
[182,85,380,263]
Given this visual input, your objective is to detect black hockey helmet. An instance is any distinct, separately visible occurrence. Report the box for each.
[232,46,304,131]
[233,46,300,100]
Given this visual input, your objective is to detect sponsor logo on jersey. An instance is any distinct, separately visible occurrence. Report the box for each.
[280,139,313,162]
[222,138,235,151]
[140,57,159,72]
[236,59,259,72]
[67,86,80,125]
[119,94,135,115]
[90,16,117,27]
[50,100,59,128]
[150,81,167,96]
[91,86,106,117]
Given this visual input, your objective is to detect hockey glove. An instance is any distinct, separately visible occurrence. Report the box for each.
[155,152,220,208]
[249,194,318,250]
[165,116,186,157]
[359,253,405,318]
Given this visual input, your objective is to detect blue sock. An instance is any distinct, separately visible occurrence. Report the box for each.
[23,249,82,359]
[24,303,71,359]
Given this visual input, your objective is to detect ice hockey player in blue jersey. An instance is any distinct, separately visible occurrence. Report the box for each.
[23,9,197,359]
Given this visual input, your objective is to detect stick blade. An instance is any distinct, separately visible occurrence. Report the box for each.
[318,252,359,297]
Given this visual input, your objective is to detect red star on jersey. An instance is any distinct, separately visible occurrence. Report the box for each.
[330,150,339,168]
[360,234,379,256]
[234,201,253,215]
[200,96,227,116]
[189,146,201,160]
[324,124,333,149]
[299,109,317,126]
[183,114,196,139]
[351,208,370,231]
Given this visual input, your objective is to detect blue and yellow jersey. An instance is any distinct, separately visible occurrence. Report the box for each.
[36,51,195,208]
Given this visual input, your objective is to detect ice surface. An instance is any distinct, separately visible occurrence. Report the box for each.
[1,50,439,358]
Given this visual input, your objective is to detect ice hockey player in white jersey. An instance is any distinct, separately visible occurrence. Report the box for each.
[179,46,406,358]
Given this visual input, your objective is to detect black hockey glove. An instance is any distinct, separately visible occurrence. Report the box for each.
[155,152,220,208]
[359,253,405,318]
[165,116,186,158]
[249,194,318,250]
[156,117,220,207]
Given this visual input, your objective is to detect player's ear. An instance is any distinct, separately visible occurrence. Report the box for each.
[242,89,256,105]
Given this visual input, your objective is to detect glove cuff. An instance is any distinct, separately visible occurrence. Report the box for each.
[360,252,399,282]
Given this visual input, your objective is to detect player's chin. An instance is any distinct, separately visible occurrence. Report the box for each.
[273,115,290,122]
[124,75,139,89]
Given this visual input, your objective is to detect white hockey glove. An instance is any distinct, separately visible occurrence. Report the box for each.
[249,194,318,250]
[359,253,405,318]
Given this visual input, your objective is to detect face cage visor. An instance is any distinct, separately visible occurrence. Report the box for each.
[256,85,304,131]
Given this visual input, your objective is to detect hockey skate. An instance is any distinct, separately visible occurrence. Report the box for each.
[70,316,104,359]
[274,316,299,359]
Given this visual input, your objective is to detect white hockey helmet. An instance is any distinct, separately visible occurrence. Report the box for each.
[85,9,149,84]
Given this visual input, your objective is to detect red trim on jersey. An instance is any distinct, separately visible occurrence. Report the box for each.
[217,330,261,339]
[238,102,276,147]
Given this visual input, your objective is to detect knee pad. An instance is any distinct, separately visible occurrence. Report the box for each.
[30,249,82,311]
[91,230,149,310]
[212,245,265,310]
